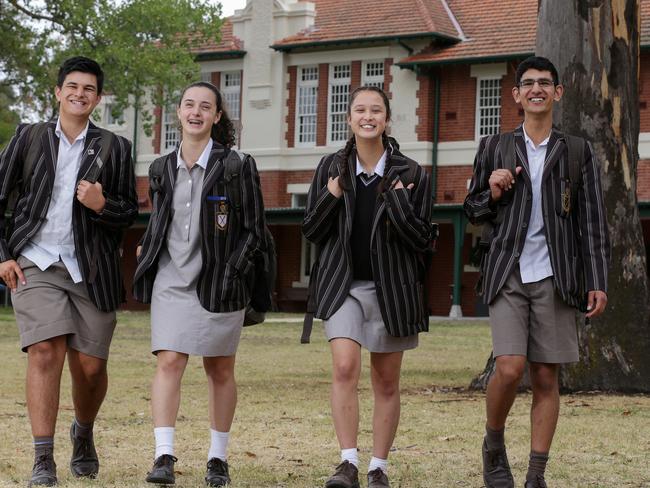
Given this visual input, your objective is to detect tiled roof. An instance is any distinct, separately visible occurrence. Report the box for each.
[401,0,650,66]
[192,20,244,55]
[272,0,461,49]
[399,0,536,65]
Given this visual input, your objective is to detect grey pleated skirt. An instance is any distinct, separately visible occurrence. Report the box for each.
[324,280,418,353]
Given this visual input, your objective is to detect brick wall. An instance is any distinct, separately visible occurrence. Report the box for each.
[435,166,474,204]
[500,61,521,132]
[317,63,329,146]
[259,169,315,208]
[136,176,151,211]
[351,60,362,91]
[638,160,650,200]
[640,53,650,133]
[286,66,297,148]
[439,64,476,142]
[384,58,393,99]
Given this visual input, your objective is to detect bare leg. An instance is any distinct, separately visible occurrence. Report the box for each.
[330,338,362,449]
[151,351,189,427]
[26,337,68,437]
[369,351,403,459]
[67,349,108,424]
[203,355,237,432]
[485,355,527,430]
[528,362,560,453]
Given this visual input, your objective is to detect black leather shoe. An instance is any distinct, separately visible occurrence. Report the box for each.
[524,475,548,488]
[324,460,360,488]
[367,467,390,487]
[29,454,57,487]
[145,454,177,485]
[69,423,98,478]
[482,438,515,488]
[205,457,230,487]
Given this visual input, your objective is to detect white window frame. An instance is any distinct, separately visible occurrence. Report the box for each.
[327,63,351,145]
[362,60,385,90]
[474,77,502,140]
[162,103,180,152]
[221,71,242,142]
[294,66,319,147]
[103,101,125,127]
[200,71,212,83]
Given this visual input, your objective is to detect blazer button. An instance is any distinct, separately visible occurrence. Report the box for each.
[514,252,520,258]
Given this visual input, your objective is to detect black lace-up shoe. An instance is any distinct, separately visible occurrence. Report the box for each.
[69,422,98,478]
[367,467,390,487]
[524,475,548,488]
[324,460,360,488]
[28,454,57,487]
[145,454,177,485]
[482,438,515,488]
[205,457,230,487]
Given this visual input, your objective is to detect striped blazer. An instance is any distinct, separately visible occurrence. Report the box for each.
[464,125,610,311]
[302,142,433,337]
[132,143,265,312]
[0,121,138,312]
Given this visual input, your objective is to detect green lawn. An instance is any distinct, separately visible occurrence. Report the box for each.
[0,309,648,487]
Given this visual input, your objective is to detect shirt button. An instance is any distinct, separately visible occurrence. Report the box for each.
[188,180,192,184]
[186,202,191,207]
[185,225,189,229]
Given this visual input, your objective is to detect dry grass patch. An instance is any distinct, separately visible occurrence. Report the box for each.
[0,310,648,487]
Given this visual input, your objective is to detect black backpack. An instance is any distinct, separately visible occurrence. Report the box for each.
[149,147,276,325]
[475,131,584,286]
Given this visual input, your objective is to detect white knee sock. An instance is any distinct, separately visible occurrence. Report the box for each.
[208,429,230,461]
[368,456,388,474]
[154,427,175,459]
[341,447,359,467]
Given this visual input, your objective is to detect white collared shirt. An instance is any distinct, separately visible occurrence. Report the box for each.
[21,118,89,283]
[356,149,387,177]
[173,139,212,241]
[518,126,554,284]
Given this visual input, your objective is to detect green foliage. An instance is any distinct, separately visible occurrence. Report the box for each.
[0,85,20,149]
[0,0,224,133]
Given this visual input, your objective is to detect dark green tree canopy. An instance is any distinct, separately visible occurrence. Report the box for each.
[0,0,224,132]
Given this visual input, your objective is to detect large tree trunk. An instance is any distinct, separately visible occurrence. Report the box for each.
[536,0,650,391]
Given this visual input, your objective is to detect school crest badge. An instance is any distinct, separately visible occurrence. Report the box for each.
[562,186,571,214]
[216,201,228,231]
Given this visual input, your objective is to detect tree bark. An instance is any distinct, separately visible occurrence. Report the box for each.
[536,0,650,391]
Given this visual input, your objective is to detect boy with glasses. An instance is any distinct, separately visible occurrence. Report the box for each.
[464,56,610,487]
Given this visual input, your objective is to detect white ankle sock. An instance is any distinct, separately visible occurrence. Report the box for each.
[154,427,175,459]
[208,429,230,461]
[368,456,388,474]
[341,447,359,467]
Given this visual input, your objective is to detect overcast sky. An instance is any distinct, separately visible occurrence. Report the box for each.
[217,0,248,17]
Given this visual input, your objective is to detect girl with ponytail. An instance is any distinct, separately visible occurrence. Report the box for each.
[133,81,265,487]
[303,86,434,488]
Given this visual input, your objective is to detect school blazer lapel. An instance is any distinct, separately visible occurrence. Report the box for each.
[370,151,409,241]
[542,129,565,182]
[200,146,227,201]
[342,150,357,239]
[77,123,103,182]
[41,122,58,189]
[513,126,532,190]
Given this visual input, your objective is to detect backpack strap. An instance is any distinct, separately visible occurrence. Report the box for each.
[224,148,245,215]
[148,154,170,194]
[564,134,584,212]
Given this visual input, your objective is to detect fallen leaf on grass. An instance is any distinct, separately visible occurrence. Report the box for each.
[437,435,458,442]
[245,451,257,458]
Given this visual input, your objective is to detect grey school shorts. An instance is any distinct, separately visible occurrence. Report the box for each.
[489,267,578,364]
[324,280,418,353]
[12,256,117,359]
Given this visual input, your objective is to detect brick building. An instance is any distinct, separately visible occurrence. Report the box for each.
[98,0,650,316]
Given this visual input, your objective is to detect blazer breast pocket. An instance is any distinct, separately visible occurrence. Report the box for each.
[206,196,230,235]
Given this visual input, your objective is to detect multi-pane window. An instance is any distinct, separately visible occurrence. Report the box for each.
[104,103,124,126]
[296,66,318,145]
[291,193,308,208]
[163,104,180,152]
[221,71,242,142]
[362,61,384,90]
[200,71,212,83]
[328,63,351,144]
[476,78,501,138]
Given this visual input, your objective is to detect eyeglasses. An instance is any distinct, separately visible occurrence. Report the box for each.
[518,78,555,89]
